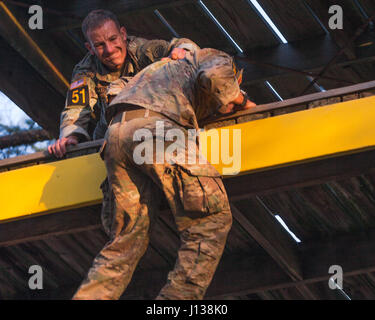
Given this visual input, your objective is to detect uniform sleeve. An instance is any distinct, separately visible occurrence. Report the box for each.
[135,38,170,67]
[196,50,240,107]
[167,37,201,55]
[135,37,201,67]
[59,73,97,142]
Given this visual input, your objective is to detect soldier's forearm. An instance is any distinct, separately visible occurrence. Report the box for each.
[59,124,91,142]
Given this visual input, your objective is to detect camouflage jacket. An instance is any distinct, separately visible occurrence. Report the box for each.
[59,36,200,141]
[107,48,241,130]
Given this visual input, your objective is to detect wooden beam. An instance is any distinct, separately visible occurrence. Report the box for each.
[48,9,375,87]
[2,196,374,299]
[0,37,64,136]
[9,248,292,299]
[0,205,102,247]
[209,226,375,298]
[2,0,82,20]
[301,229,375,282]
[0,1,69,95]
[303,0,357,60]
[10,226,375,299]
[237,55,355,85]
[225,148,375,200]
[359,0,375,16]
[238,35,341,81]
[47,0,196,32]
[298,7,375,95]
[231,202,320,299]
[230,203,302,281]
[237,33,375,85]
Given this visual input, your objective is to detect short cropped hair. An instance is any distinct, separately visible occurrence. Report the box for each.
[82,9,121,40]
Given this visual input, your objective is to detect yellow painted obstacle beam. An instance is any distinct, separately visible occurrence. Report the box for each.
[1,96,375,222]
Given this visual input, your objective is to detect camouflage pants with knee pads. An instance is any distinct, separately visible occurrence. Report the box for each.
[72,112,232,300]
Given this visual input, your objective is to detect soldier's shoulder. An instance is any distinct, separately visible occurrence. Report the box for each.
[128,35,168,55]
[127,35,146,44]
[199,48,231,59]
[72,52,97,80]
[127,35,166,46]
[127,36,147,50]
[196,48,233,68]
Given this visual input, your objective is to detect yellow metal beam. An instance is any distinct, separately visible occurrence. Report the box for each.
[2,96,375,222]
[0,153,106,222]
[203,95,375,176]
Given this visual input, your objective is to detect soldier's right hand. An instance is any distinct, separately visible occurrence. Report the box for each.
[161,47,186,61]
[48,136,78,158]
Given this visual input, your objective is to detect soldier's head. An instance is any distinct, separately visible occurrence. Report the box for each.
[82,10,127,71]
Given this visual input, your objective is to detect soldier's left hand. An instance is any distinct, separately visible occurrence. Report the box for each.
[161,48,186,61]
[234,99,257,111]
[219,99,257,114]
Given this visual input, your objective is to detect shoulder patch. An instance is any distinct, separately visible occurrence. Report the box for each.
[67,85,89,106]
[70,78,86,90]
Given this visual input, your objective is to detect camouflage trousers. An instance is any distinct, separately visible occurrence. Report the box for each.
[72,111,232,300]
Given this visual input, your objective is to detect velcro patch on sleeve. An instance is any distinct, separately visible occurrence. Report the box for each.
[67,85,89,106]
[70,78,86,90]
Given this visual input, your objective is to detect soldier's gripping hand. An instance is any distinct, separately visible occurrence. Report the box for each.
[161,47,186,61]
[48,135,78,158]
[218,91,256,114]
[228,98,257,113]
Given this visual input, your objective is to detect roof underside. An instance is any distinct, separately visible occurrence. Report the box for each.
[0,0,375,300]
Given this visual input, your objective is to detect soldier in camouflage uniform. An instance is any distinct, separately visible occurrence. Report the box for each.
[72,47,256,299]
[48,9,199,156]
[47,9,200,250]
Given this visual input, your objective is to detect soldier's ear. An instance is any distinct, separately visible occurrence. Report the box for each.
[232,59,243,85]
[236,69,243,85]
[85,42,95,55]
[120,26,127,41]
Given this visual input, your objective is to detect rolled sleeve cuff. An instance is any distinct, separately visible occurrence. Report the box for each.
[59,125,91,141]
[176,42,200,53]
[169,38,200,54]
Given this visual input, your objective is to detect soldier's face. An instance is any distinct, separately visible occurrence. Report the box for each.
[85,20,127,71]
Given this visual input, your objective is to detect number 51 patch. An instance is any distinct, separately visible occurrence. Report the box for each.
[67,86,89,106]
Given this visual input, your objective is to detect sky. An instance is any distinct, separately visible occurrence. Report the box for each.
[0,91,31,128]
[0,91,52,156]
